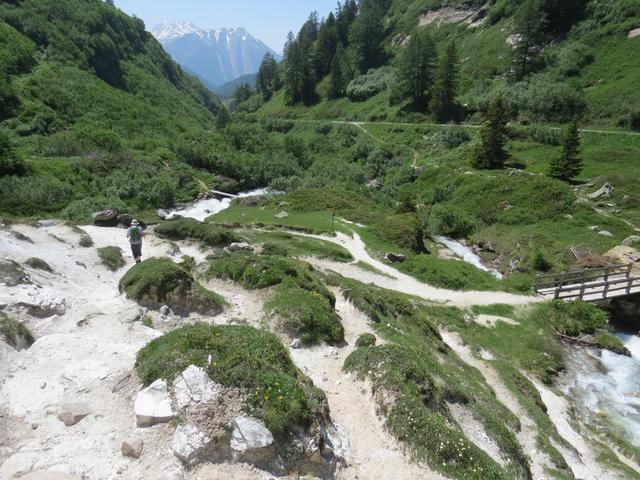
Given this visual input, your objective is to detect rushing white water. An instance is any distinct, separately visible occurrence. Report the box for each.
[433,235,504,279]
[560,334,640,448]
[167,188,268,222]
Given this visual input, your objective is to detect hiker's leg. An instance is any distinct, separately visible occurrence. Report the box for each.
[131,243,142,262]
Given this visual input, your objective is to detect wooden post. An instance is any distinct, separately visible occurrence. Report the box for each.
[627,278,633,295]
[554,288,560,300]
[579,283,586,300]
[604,267,610,282]
[603,281,610,299]
[626,263,633,279]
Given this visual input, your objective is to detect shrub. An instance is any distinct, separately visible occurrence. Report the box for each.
[528,125,560,146]
[592,332,628,355]
[266,280,344,345]
[154,219,239,247]
[355,333,377,348]
[557,43,594,77]
[262,242,289,256]
[542,300,608,337]
[346,67,395,102]
[0,130,27,177]
[0,175,73,215]
[426,204,476,238]
[61,196,128,225]
[119,258,226,314]
[25,257,53,272]
[136,324,325,435]
[440,128,471,149]
[98,246,126,271]
[372,213,425,253]
[530,250,553,272]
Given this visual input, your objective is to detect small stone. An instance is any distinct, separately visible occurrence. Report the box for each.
[622,235,640,247]
[134,379,174,427]
[160,305,172,317]
[289,338,302,349]
[57,402,92,426]
[172,365,220,410]
[589,225,600,232]
[172,424,210,465]
[111,371,131,393]
[274,211,289,219]
[598,230,614,237]
[21,473,81,480]
[121,439,144,459]
[230,416,274,452]
[227,242,254,252]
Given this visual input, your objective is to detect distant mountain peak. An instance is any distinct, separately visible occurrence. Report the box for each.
[151,21,281,88]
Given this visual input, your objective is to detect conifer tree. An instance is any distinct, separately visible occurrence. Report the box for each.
[215,107,230,130]
[328,43,347,99]
[430,41,460,122]
[0,130,26,177]
[349,0,386,72]
[395,29,437,110]
[314,13,339,79]
[336,0,358,46]
[549,120,583,181]
[283,32,317,105]
[472,97,510,169]
[512,0,543,80]
[256,53,279,100]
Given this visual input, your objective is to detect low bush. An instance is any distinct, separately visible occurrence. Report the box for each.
[346,67,395,102]
[25,257,53,272]
[426,204,476,238]
[0,313,34,349]
[540,300,608,337]
[136,324,325,435]
[0,175,73,215]
[120,258,225,314]
[266,280,344,345]
[155,219,239,247]
[372,213,425,253]
[98,246,126,271]
[355,333,376,348]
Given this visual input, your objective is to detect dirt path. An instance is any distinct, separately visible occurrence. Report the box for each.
[296,231,539,307]
[440,331,554,480]
[289,289,448,480]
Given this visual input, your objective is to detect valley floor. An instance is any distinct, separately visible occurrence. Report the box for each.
[0,222,637,479]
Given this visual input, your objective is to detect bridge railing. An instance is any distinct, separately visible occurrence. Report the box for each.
[548,276,640,301]
[535,264,632,291]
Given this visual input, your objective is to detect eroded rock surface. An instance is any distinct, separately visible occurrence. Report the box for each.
[135,379,174,427]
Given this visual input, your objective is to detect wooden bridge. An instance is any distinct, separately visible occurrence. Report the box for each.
[536,264,640,302]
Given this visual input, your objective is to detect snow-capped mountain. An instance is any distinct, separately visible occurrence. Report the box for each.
[152,21,281,88]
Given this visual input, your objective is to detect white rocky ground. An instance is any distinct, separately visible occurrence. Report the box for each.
[0,222,634,480]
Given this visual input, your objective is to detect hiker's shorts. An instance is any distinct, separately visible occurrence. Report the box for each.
[131,243,142,258]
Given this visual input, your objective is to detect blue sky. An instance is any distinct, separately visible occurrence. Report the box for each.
[115,0,339,53]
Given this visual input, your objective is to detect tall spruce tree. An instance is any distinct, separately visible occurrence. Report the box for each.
[328,43,348,99]
[256,53,279,100]
[472,97,510,169]
[430,41,460,122]
[314,13,339,79]
[512,0,544,80]
[283,31,318,105]
[549,120,583,181]
[215,107,230,130]
[349,0,386,72]
[336,0,358,46]
[395,29,437,110]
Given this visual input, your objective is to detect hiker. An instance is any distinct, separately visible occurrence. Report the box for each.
[126,219,145,263]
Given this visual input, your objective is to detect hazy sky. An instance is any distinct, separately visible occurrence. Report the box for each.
[115,0,339,53]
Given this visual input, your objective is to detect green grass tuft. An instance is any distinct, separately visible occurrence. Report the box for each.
[97,246,126,271]
[154,218,239,247]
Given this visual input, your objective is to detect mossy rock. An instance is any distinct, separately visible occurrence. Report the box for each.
[0,314,34,351]
[25,257,54,272]
[0,259,31,286]
[119,258,226,315]
[155,218,239,247]
[98,246,126,272]
[136,324,325,435]
[355,333,376,348]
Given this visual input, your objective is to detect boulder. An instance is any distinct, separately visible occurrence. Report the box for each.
[157,209,171,220]
[589,225,601,232]
[274,211,289,219]
[15,301,66,318]
[117,214,134,227]
[172,365,221,410]
[629,27,640,39]
[134,379,174,427]
[57,402,92,426]
[172,424,211,465]
[587,183,614,199]
[92,210,117,223]
[622,236,640,247]
[230,416,274,452]
[385,253,406,263]
[227,242,254,252]
[121,439,144,459]
[599,230,614,237]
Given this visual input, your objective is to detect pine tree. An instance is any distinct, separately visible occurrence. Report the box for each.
[0,130,26,177]
[512,0,543,80]
[472,97,510,169]
[549,120,583,181]
[328,43,347,99]
[314,13,339,79]
[336,0,358,46]
[256,53,279,100]
[430,41,460,122]
[215,107,230,130]
[395,29,437,110]
[349,0,386,72]
[283,32,318,105]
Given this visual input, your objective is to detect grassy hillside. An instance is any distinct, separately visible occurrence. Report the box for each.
[0,0,224,221]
